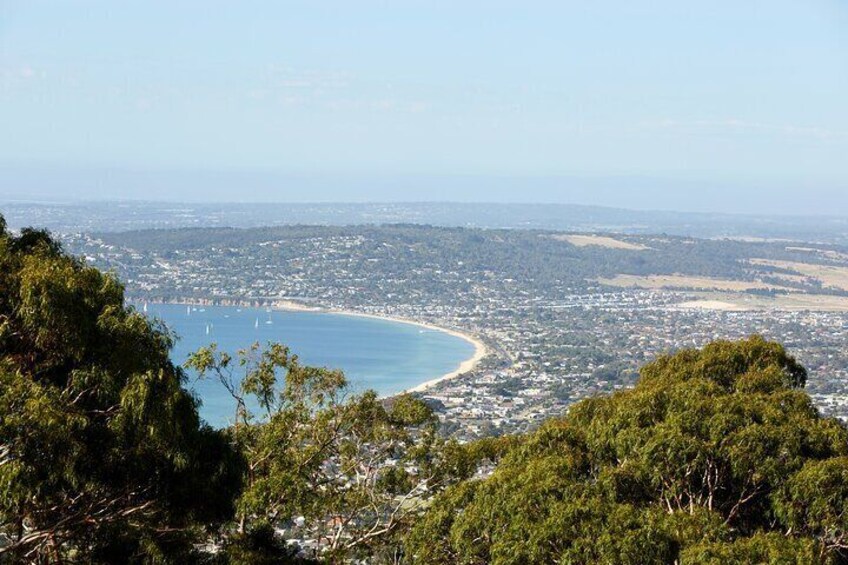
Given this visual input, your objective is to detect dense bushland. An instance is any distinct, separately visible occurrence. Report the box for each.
[405,337,848,564]
[0,217,242,561]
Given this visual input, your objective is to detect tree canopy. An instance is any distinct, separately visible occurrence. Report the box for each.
[406,336,848,564]
[0,219,242,562]
[186,342,511,563]
[0,216,503,563]
[6,214,848,564]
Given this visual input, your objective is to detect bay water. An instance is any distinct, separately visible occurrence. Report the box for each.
[143,303,474,427]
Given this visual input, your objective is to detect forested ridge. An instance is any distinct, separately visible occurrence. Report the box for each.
[97,223,848,293]
[81,224,848,313]
[4,216,848,564]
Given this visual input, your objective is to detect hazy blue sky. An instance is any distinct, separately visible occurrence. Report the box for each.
[1,1,847,212]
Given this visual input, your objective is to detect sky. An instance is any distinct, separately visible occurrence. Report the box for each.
[1,0,847,213]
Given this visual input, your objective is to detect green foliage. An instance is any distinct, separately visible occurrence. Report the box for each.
[681,532,824,564]
[0,217,242,562]
[187,341,515,562]
[406,336,848,564]
[9,213,848,563]
[98,224,829,306]
[774,457,848,554]
[188,344,418,560]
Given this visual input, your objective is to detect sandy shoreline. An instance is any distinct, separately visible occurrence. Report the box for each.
[297,307,488,395]
[136,297,487,395]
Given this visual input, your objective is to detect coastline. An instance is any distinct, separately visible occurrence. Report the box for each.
[292,306,488,395]
[315,308,488,395]
[134,297,487,394]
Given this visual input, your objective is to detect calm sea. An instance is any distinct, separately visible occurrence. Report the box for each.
[142,303,475,427]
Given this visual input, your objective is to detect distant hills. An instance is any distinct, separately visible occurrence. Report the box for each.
[2,200,848,243]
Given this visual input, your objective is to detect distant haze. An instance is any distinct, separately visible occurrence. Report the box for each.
[1,1,847,214]
[1,167,847,216]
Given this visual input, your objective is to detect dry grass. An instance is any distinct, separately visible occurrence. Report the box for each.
[750,259,848,292]
[598,274,793,292]
[553,234,649,250]
[673,292,848,312]
[770,294,848,311]
[673,300,749,311]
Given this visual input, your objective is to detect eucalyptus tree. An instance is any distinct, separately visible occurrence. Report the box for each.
[0,217,242,562]
[406,337,848,564]
[187,342,508,563]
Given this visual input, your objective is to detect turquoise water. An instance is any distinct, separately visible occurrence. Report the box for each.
[143,303,475,427]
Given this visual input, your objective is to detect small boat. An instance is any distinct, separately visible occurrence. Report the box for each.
[265,313,273,325]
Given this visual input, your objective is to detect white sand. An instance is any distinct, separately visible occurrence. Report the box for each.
[404,331,487,393]
[271,302,487,394]
[271,298,322,312]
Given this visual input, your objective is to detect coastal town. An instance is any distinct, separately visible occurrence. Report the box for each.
[6,2,848,560]
[58,224,848,441]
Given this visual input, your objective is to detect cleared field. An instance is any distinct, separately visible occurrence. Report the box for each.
[674,299,749,311]
[554,234,649,250]
[770,294,848,311]
[674,292,848,312]
[750,259,848,291]
[598,274,793,292]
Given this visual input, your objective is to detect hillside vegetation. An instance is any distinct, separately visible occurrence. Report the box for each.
[406,337,848,564]
[0,217,501,563]
[4,216,848,564]
[0,217,242,561]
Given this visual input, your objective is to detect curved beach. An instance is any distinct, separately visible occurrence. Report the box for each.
[404,335,486,393]
[139,298,487,395]
[271,301,487,394]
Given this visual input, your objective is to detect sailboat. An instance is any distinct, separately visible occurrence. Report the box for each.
[205,323,210,335]
[186,306,191,316]
[142,302,148,313]
[265,312,273,325]
[254,318,259,329]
